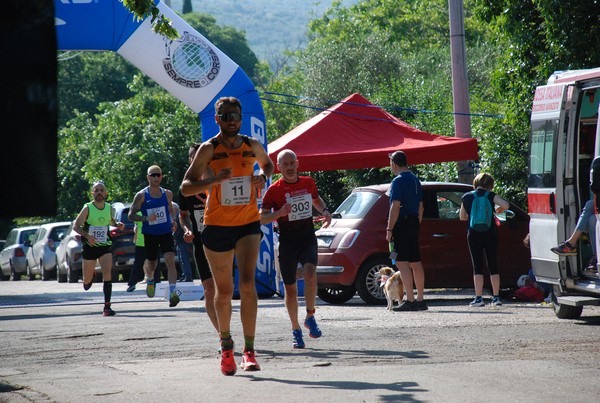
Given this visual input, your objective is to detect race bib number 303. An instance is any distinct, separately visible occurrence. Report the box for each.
[287,194,312,221]
[221,176,251,206]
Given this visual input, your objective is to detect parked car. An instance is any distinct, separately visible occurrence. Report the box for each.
[56,221,83,283]
[26,221,71,280]
[107,202,136,281]
[108,202,181,282]
[0,225,40,281]
[315,182,531,305]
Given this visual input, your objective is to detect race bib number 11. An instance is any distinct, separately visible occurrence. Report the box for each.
[221,176,251,206]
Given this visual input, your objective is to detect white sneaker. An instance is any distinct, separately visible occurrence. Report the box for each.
[469,297,484,307]
[491,296,502,306]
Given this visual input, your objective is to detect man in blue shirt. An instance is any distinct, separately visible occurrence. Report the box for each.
[385,151,427,311]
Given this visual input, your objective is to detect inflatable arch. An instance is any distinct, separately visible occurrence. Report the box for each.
[55,0,275,296]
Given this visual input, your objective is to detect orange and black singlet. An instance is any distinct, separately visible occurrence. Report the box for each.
[204,135,260,226]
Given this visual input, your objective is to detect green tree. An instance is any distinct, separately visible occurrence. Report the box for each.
[57,52,137,126]
[261,0,502,206]
[181,13,259,80]
[57,112,96,219]
[57,77,198,220]
[472,0,600,207]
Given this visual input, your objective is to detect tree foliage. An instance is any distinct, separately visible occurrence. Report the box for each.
[59,82,198,215]
[182,13,259,80]
[57,52,137,126]
[120,0,179,39]
[471,0,600,206]
[260,0,504,208]
[46,0,600,226]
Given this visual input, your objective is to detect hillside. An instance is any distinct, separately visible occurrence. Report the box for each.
[168,0,355,62]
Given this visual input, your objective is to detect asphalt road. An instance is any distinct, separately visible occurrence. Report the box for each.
[1,281,599,402]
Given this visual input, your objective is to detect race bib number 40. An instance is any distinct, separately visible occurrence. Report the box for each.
[287,194,312,221]
[147,206,168,225]
[221,176,251,206]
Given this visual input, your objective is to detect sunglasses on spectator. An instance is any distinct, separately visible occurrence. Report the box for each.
[217,112,242,122]
[148,173,162,177]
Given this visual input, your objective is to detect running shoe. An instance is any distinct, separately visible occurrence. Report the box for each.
[587,256,598,271]
[414,300,429,311]
[491,296,503,306]
[102,304,116,316]
[392,300,418,312]
[146,280,155,298]
[292,329,305,349]
[126,285,136,292]
[240,349,261,371]
[469,297,484,307]
[304,316,322,338]
[169,290,180,307]
[550,241,577,256]
[83,277,93,291]
[220,348,237,376]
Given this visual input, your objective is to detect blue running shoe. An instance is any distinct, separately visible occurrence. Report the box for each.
[304,316,322,338]
[469,296,484,307]
[292,329,305,349]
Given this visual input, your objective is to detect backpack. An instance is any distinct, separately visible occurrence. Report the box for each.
[469,190,492,232]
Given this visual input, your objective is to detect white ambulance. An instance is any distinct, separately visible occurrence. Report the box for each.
[529,68,600,318]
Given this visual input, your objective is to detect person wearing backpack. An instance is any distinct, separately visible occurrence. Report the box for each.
[459,173,510,307]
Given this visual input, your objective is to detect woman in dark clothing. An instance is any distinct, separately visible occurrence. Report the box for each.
[459,173,510,307]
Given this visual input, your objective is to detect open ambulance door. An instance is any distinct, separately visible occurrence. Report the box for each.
[528,84,570,284]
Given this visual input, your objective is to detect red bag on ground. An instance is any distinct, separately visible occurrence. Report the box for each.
[513,285,544,302]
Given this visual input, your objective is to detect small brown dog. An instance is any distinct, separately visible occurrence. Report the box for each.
[379,267,404,310]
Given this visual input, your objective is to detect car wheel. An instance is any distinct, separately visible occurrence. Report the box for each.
[551,285,583,319]
[57,258,67,283]
[41,260,51,281]
[66,258,79,283]
[26,262,35,281]
[9,263,20,281]
[0,268,7,281]
[317,285,356,304]
[356,255,392,305]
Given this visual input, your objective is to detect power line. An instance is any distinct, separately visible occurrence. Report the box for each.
[260,91,504,119]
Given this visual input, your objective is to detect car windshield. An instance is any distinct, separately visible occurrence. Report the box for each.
[334,191,380,219]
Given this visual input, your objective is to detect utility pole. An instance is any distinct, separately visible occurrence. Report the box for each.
[448,0,474,185]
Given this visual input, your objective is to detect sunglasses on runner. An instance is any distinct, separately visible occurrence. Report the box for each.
[148,173,162,178]
[217,112,242,122]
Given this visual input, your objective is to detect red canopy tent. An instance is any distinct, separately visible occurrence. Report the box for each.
[268,93,478,172]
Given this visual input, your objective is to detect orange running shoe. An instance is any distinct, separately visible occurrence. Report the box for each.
[240,349,261,371]
[220,348,237,376]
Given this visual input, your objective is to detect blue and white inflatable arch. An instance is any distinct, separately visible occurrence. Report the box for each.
[55,0,275,296]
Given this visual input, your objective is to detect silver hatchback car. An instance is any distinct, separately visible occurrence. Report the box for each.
[25,221,71,281]
[56,221,83,283]
[0,225,40,281]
